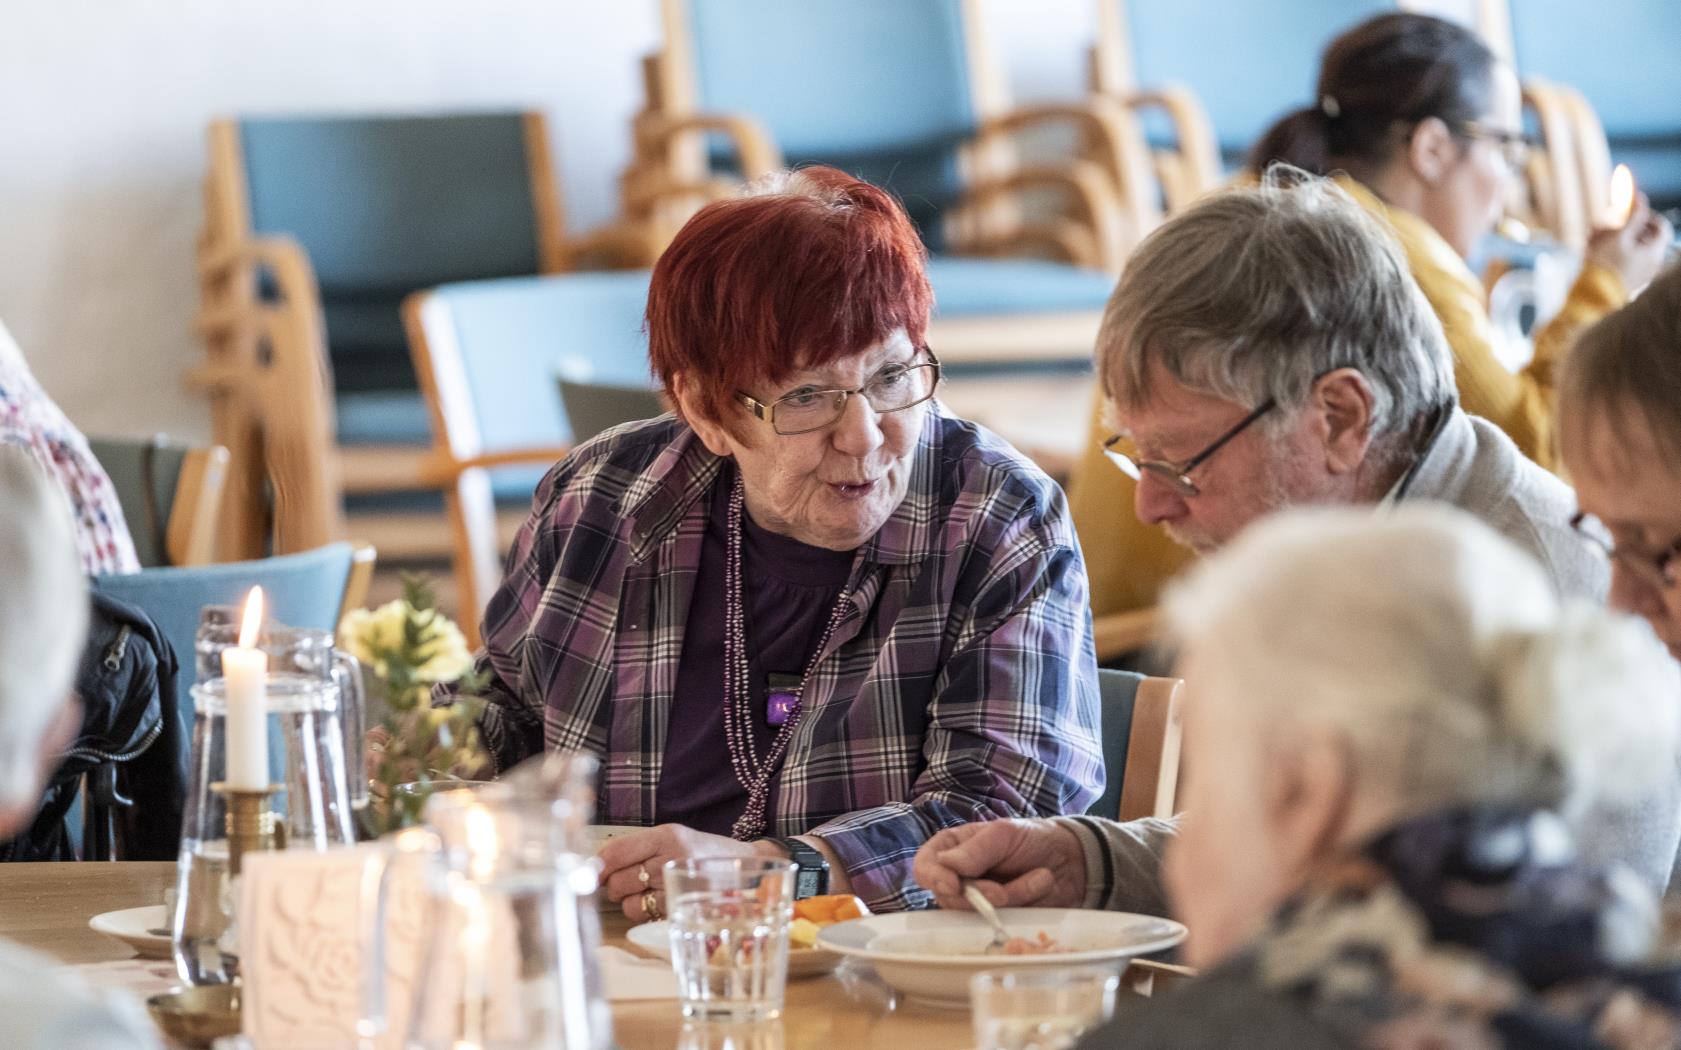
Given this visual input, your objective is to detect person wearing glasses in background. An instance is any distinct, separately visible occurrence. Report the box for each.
[913,170,1681,921]
[1561,266,1681,663]
[1061,14,1671,635]
[444,167,1102,916]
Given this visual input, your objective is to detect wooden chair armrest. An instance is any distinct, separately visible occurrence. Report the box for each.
[415,447,574,487]
[1122,957,1197,997]
[1522,78,1586,247]
[635,111,784,181]
[166,445,231,567]
[1092,606,1159,663]
[977,99,1162,238]
[1121,85,1223,208]
[957,162,1129,272]
[193,235,322,340]
[564,221,667,270]
[338,542,379,627]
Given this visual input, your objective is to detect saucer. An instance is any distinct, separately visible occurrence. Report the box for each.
[88,905,171,959]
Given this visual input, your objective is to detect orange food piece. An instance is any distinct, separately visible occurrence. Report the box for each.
[793,893,871,925]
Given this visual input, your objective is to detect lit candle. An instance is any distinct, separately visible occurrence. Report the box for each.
[222,587,269,791]
[1607,164,1636,228]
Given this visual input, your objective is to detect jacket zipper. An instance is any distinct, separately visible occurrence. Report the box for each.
[103,626,132,672]
[63,717,162,765]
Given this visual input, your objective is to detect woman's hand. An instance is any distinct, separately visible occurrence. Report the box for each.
[596,825,773,922]
[1587,192,1674,294]
[912,819,1088,911]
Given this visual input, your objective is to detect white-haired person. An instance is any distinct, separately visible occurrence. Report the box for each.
[0,445,159,1048]
[920,508,1681,1049]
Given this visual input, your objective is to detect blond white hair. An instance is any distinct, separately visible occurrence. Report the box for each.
[0,444,88,807]
[1164,506,1681,817]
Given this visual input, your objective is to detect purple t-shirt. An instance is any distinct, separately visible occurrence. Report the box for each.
[655,470,854,836]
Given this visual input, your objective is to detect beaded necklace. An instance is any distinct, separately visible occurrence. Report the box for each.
[723,474,852,841]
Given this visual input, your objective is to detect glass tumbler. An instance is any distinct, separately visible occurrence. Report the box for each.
[664,857,798,1022]
[970,968,1120,1050]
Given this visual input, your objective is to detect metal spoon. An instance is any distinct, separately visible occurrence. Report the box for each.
[962,880,1010,954]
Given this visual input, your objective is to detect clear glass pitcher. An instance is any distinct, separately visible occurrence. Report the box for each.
[196,607,369,809]
[173,673,357,985]
[361,751,609,1050]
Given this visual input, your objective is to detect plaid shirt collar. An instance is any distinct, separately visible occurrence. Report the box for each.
[619,407,948,567]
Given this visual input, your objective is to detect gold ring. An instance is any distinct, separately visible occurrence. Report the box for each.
[637,863,651,888]
[641,889,663,921]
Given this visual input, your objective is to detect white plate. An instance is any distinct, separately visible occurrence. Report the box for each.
[88,905,172,959]
[815,908,1186,1005]
[624,920,842,979]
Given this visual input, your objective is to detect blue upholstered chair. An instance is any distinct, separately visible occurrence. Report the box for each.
[1092,0,1397,183]
[91,542,373,751]
[1507,0,1681,218]
[192,112,652,560]
[1088,670,1184,823]
[404,272,655,640]
[623,0,1150,366]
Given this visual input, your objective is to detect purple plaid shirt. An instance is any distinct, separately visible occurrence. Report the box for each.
[461,408,1103,910]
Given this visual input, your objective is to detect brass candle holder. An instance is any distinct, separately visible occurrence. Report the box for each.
[212,782,283,876]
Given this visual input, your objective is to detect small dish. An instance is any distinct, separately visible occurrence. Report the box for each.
[624,920,842,979]
[816,908,1186,1005]
[88,904,171,959]
[146,985,242,1048]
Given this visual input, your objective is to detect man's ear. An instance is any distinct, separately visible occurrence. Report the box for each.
[1405,116,1460,185]
[1311,369,1376,476]
[669,371,736,458]
[1265,725,1353,883]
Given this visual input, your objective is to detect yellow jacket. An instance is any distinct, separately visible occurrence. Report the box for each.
[1071,175,1625,619]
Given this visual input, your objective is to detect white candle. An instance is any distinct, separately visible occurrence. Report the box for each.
[222,587,269,791]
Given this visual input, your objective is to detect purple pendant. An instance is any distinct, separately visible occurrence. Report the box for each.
[766,673,802,726]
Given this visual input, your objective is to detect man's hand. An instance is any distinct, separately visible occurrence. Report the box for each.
[912,819,1087,911]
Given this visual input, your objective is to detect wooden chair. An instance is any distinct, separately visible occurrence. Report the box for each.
[617,0,1160,367]
[1090,670,1184,823]
[404,273,653,644]
[191,111,648,560]
[87,436,230,568]
[1091,0,1397,201]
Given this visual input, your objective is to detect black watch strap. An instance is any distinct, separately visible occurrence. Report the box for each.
[769,836,830,898]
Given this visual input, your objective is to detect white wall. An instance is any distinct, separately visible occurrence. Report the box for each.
[0,0,1473,440]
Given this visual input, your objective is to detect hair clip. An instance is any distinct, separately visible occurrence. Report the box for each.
[1319,95,1342,119]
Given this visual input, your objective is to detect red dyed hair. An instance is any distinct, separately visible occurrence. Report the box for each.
[646,166,933,429]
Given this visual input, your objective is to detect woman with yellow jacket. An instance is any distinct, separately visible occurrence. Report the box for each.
[1071,12,1670,627]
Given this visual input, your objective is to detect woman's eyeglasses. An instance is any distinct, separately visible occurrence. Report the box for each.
[737,348,942,436]
[1102,399,1277,499]
[1458,122,1534,171]
[1570,511,1681,591]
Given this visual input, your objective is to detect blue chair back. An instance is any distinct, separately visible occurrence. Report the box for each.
[238,113,544,395]
[419,271,654,497]
[1509,0,1681,204]
[92,543,356,749]
[1088,668,1145,820]
[680,0,978,243]
[1121,0,1395,165]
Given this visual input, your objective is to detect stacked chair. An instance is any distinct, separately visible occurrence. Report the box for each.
[615,0,1160,366]
[87,436,230,568]
[190,111,649,563]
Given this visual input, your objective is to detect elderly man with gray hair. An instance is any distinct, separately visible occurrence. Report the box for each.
[0,446,160,1048]
[913,173,1681,917]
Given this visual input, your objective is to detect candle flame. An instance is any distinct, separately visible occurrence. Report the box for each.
[238,587,264,649]
[1608,164,1636,227]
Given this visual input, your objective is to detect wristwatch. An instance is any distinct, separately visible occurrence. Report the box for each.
[767,836,830,898]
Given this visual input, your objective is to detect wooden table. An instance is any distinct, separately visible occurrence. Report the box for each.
[0,862,975,1050]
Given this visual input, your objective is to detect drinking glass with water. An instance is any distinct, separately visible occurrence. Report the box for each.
[664,857,798,1022]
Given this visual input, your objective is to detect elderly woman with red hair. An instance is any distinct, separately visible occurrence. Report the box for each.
[457,167,1103,913]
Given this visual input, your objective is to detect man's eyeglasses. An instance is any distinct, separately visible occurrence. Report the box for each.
[1102,398,1277,498]
[1458,122,1534,171]
[1570,511,1681,591]
[737,348,942,436]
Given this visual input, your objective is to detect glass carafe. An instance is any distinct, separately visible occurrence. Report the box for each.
[196,608,369,809]
[172,673,357,985]
[362,752,609,1050]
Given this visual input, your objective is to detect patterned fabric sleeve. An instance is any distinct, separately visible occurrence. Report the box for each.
[1055,814,1177,916]
[810,523,1105,910]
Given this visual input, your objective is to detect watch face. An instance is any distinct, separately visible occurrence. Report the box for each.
[796,868,825,898]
